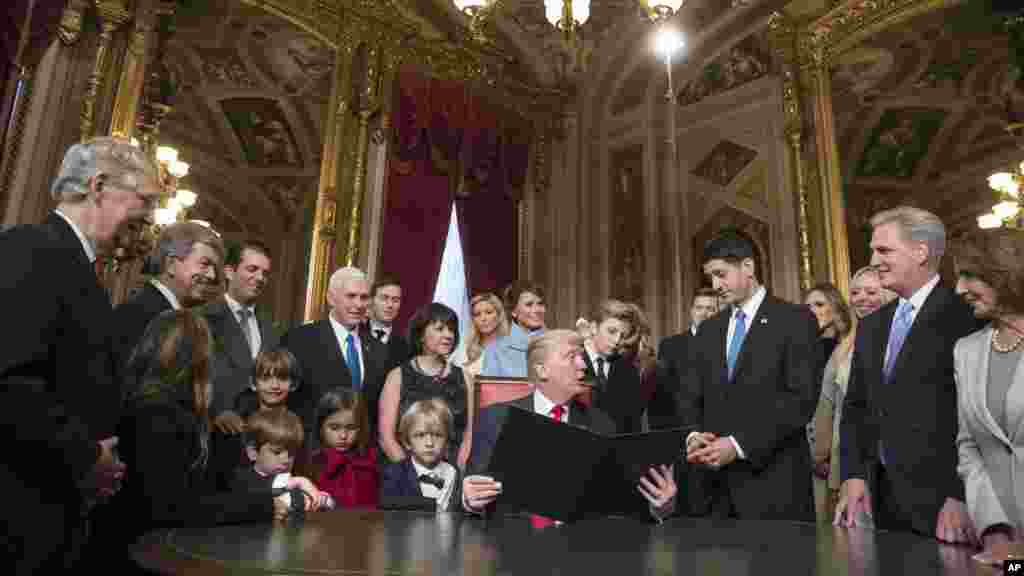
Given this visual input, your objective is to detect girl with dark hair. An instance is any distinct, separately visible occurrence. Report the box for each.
[377,303,474,468]
[301,387,379,508]
[94,310,320,570]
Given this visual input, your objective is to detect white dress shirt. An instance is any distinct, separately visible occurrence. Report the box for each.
[884,273,939,362]
[149,278,182,310]
[412,459,457,510]
[54,209,96,264]
[225,293,261,358]
[328,315,364,380]
[369,320,392,343]
[533,389,569,423]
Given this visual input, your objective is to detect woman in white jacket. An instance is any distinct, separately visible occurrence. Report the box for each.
[951,229,1024,560]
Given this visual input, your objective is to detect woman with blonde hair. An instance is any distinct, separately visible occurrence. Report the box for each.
[455,292,510,378]
[810,269,895,523]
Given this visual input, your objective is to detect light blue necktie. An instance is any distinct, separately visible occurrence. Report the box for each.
[883,301,913,384]
[727,309,747,380]
[879,300,913,465]
[345,333,362,391]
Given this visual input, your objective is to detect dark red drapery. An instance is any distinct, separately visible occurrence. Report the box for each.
[380,66,531,333]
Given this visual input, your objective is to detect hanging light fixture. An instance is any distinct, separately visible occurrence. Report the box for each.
[979,161,1024,230]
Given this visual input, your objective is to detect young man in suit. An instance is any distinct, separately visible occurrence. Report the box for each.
[836,206,982,543]
[649,288,719,431]
[582,299,643,434]
[463,329,677,521]
[367,274,411,369]
[112,221,223,372]
[682,229,820,521]
[0,137,158,573]
[204,240,277,436]
[281,267,390,445]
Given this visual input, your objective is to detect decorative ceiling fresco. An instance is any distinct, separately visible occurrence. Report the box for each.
[158,0,327,237]
[830,3,1024,267]
[676,31,773,107]
[691,140,759,187]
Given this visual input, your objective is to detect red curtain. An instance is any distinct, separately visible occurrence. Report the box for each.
[380,66,531,333]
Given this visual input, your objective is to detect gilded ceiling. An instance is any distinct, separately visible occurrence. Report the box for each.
[831,3,1023,264]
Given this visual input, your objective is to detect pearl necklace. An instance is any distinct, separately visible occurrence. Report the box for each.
[992,326,1024,353]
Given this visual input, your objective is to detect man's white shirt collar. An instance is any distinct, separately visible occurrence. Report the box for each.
[533,389,568,422]
[732,285,767,321]
[224,293,255,317]
[149,278,182,310]
[901,274,940,321]
[54,209,96,264]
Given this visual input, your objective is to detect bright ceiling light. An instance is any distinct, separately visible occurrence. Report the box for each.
[654,27,684,59]
[992,200,1020,220]
[153,208,177,226]
[155,146,178,165]
[167,159,189,179]
[176,189,197,207]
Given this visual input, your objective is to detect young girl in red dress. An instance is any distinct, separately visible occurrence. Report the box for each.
[305,388,379,508]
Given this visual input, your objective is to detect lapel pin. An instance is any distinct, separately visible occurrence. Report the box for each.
[760,317,767,325]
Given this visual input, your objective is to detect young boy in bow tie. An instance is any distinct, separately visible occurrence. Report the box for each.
[380,398,461,511]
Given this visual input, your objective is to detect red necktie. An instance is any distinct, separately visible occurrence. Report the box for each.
[531,405,566,529]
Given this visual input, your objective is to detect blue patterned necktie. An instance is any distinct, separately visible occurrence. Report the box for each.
[727,309,747,380]
[345,333,362,391]
[883,301,913,384]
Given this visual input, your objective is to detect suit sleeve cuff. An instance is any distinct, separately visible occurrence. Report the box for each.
[729,436,746,460]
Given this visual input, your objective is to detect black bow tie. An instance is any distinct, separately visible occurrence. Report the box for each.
[418,473,445,490]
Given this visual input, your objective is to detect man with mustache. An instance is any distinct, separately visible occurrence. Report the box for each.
[0,137,159,573]
[112,221,224,374]
[202,240,278,436]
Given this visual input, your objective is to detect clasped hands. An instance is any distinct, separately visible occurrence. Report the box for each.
[462,465,678,516]
[685,432,737,469]
[834,479,976,545]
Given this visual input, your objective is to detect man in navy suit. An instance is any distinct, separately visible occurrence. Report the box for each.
[281,267,389,446]
[836,206,982,542]
[682,229,821,521]
[0,137,159,573]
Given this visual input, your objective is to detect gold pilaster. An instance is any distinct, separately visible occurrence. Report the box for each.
[58,0,88,46]
[809,64,850,296]
[81,0,130,141]
[0,69,34,211]
[109,2,153,138]
[304,36,355,321]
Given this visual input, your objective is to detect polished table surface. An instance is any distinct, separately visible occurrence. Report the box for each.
[134,510,1006,575]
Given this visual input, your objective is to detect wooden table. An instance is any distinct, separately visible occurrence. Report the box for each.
[135,510,1006,575]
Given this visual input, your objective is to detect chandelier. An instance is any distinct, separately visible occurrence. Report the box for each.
[150,144,198,226]
[978,162,1023,230]
[452,0,686,52]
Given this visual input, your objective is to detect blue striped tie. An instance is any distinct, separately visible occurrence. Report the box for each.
[727,309,747,380]
[345,333,362,391]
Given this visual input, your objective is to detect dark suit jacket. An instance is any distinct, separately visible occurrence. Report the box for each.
[0,213,119,573]
[583,353,643,434]
[649,331,694,431]
[362,323,412,371]
[280,319,390,443]
[679,294,821,521]
[380,458,463,512]
[202,296,280,417]
[840,283,982,535]
[112,281,173,374]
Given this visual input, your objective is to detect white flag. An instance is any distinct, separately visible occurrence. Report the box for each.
[432,202,473,365]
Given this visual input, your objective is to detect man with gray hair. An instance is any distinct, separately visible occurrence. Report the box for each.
[112,221,224,372]
[281,266,390,444]
[0,137,160,573]
[836,206,984,542]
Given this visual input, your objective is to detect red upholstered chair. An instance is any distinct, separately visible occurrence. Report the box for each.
[475,377,533,410]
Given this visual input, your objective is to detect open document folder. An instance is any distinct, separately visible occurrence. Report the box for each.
[484,406,691,522]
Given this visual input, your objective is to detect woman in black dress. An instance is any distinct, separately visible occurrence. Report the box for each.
[378,303,474,468]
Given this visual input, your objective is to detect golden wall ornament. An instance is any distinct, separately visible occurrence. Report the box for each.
[58,0,88,45]
[0,68,34,209]
[81,0,131,141]
[109,3,151,138]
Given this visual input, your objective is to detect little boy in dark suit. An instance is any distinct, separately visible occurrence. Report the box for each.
[380,398,461,512]
[232,409,329,516]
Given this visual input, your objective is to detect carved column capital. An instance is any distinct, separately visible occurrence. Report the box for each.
[58,0,90,45]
